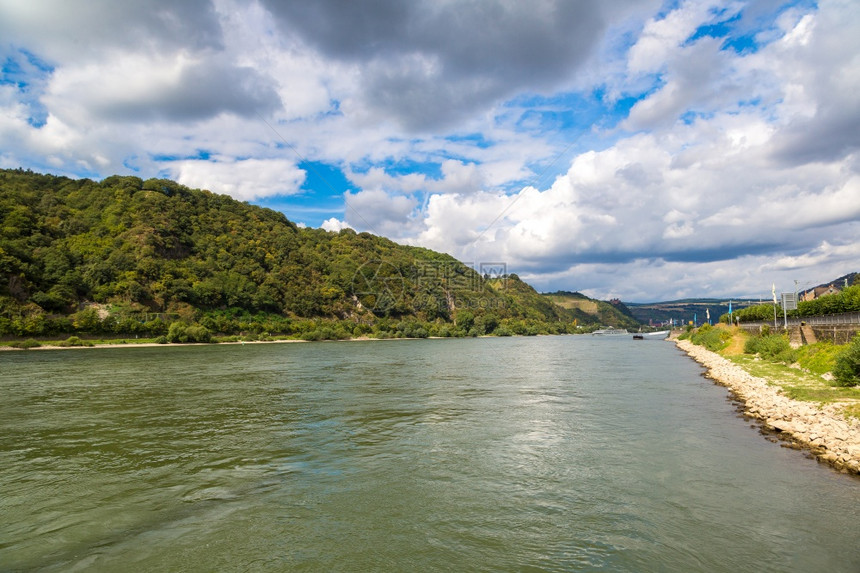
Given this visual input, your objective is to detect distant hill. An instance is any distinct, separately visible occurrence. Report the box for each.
[0,168,574,339]
[625,299,759,326]
[627,273,859,326]
[542,291,641,330]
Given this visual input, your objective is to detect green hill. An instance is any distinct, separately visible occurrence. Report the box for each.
[0,168,576,341]
[542,291,641,331]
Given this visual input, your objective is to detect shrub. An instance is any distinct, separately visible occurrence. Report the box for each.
[166,322,212,343]
[183,325,212,343]
[795,342,841,375]
[302,329,323,341]
[167,322,186,343]
[57,336,92,347]
[10,338,41,349]
[833,334,860,387]
[690,324,731,352]
[744,333,797,363]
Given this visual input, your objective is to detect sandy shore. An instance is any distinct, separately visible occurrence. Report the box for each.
[0,339,309,351]
[0,335,447,351]
[675,338,860,475]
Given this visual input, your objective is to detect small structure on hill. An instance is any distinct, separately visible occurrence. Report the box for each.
[801,284,841,302]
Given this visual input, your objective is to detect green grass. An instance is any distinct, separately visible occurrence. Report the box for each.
[842,404,860,420]
[794,341,842,375]
[728,355,860,407]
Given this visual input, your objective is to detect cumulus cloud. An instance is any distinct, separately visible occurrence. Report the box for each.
[46,53,281,124]
[344,188,419,238]
[172,158,306,201]
[0,0,224,61]
[320,217,352,232]
[763,2,860,164]
[260,0,652,130]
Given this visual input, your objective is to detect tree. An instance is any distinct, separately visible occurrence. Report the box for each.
[833,334,860,387]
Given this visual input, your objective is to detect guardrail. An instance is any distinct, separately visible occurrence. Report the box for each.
[738,311,860,328]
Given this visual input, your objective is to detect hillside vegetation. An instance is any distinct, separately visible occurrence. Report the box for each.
[543,291,641,331]
[1,168,618,341]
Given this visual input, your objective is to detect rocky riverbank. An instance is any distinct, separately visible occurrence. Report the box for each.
[675,339,860,475]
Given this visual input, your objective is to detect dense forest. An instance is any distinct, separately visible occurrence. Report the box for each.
[1,168,622,342]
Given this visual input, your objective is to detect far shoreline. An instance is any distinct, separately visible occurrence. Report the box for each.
[0,331,634,352]
[0,334,491,352]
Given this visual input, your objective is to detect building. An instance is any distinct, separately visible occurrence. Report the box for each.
[801,284,841,302]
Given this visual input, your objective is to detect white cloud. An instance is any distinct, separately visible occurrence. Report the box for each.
[45,52,280,124]
[173,158,306,201]
[320,217,351,232]
[627,1,743,74]
[344,189,419,238]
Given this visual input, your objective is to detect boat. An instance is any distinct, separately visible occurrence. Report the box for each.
[634,330,670,340]
[591,327,670,339]
[591,327,629,336]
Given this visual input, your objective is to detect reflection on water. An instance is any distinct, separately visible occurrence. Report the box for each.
[1,337,858,572]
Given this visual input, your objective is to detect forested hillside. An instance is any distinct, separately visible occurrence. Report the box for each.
[0,168,592,340]
[542,291,641,331]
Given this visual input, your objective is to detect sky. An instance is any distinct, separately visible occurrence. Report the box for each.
[1,0,858,302]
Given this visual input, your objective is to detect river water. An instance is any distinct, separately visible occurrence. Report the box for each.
[1,336,857,572]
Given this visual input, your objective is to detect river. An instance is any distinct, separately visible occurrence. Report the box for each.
[1,336,857,571]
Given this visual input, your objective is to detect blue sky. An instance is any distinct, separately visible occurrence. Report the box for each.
[1,0,858,301]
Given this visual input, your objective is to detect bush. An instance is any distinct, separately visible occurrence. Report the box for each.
[183,325,212,343]
[795,342,841,376]
[57,336,93,347]
[690,324,731,352]
[833,334,860,387]
[166,322,185,343]
[744,333,797,363]
[166,322,212,343]
[10,338,42,349]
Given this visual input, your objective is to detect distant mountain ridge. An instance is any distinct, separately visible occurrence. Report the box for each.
[626,299,759,326]
[626,271,859,325]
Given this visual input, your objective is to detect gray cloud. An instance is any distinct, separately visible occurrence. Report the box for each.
[90,60,282,122]
[772,103,860,165]
[0,0,224,60]
[1,0,282,123]
[261,0,635,130]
